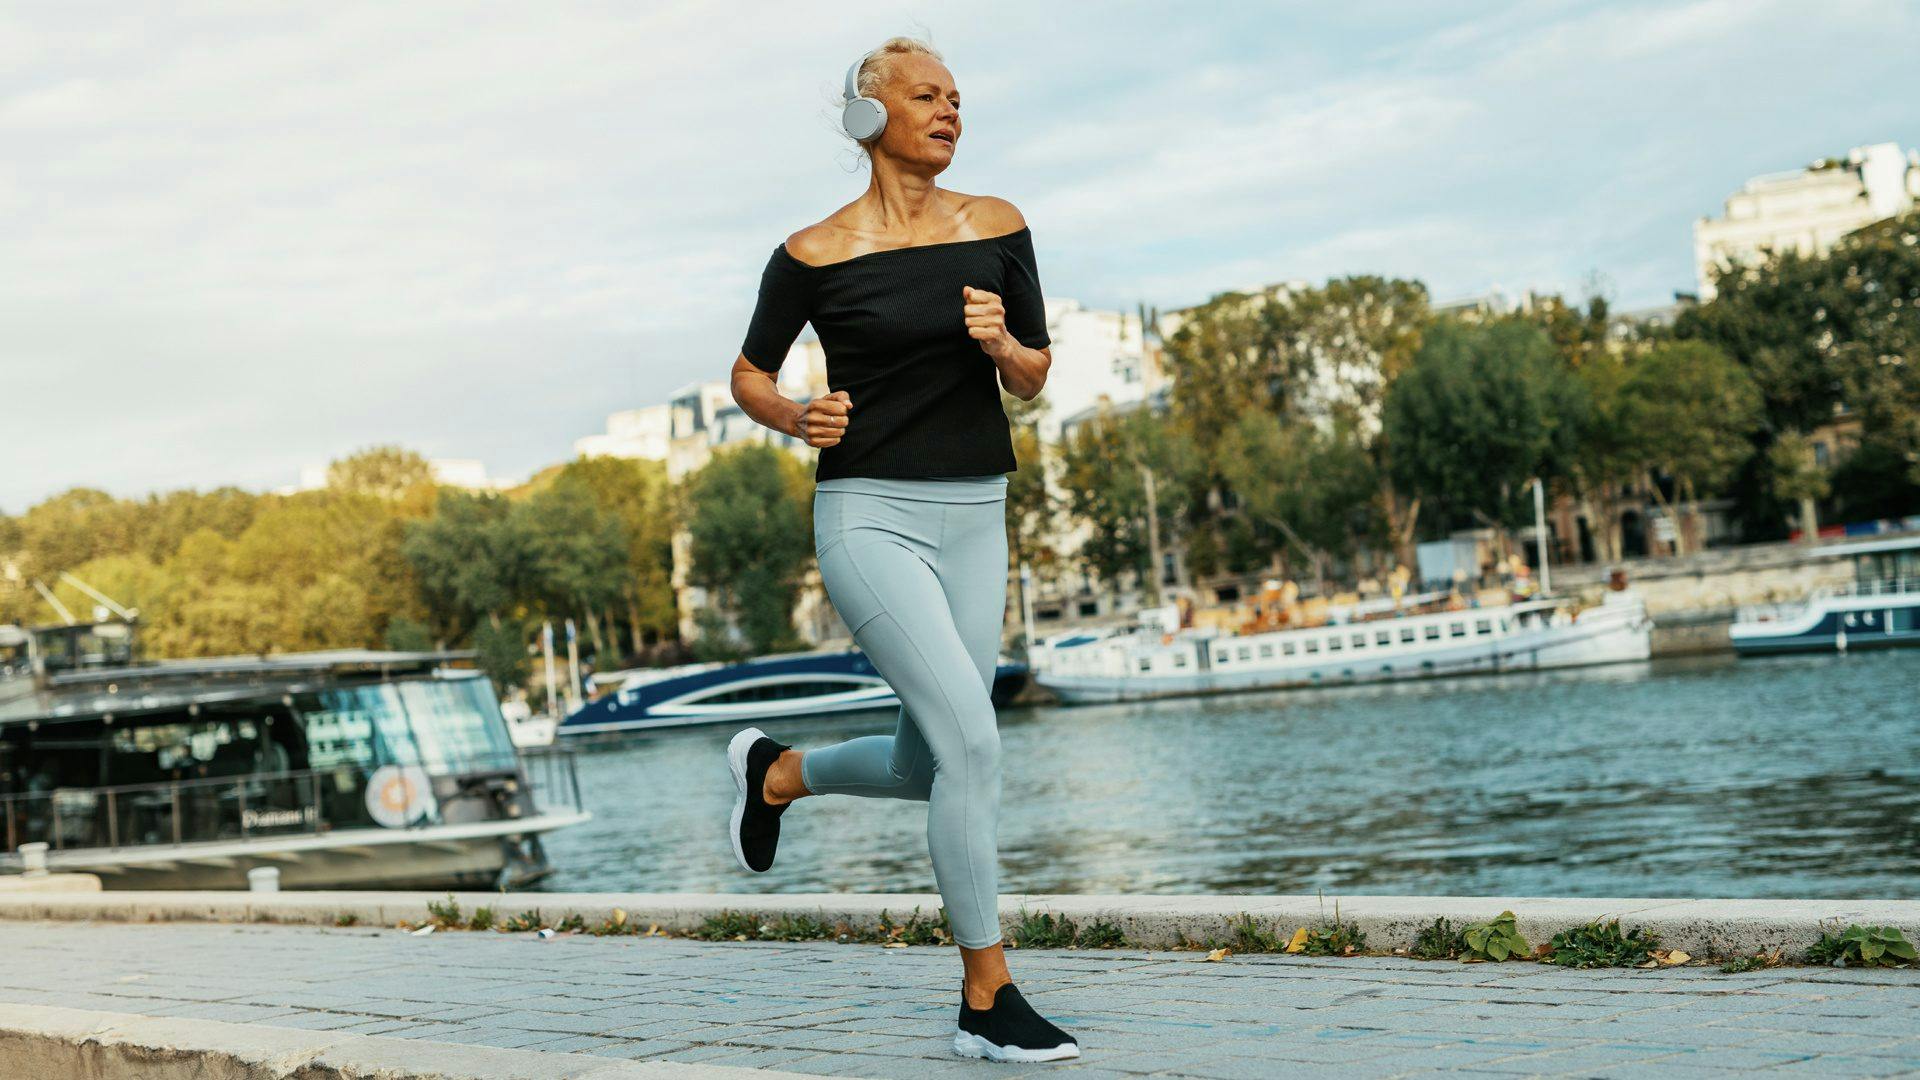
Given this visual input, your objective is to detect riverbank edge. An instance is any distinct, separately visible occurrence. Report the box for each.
[1,890,1913,962]
[0,1002,805,1080]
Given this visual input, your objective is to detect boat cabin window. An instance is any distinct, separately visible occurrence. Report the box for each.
[1350,633,1366,649]
[1327,637,1343,651]
[1136,658,1150,672]
[1449,622,1467,638]
[1237,646,1252,661]
[1171,654,1187,668]
[1400,627,1416,643]
[1375,630,1391,647]
[1258,643,1273,658]
[1281,641,1297,656]
[294,676,514,775]
[1423,624,1440,640]
[1304,639,1320,654]
[1475,619,1492,635]
[696,680,863,705]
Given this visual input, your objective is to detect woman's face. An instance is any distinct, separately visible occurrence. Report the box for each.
[870,53,961,173]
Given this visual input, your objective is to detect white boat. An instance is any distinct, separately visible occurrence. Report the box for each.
[1730,533,1920,655]
[1,619,589,890]
[500,699,559,748]
[1029,589,1652,705]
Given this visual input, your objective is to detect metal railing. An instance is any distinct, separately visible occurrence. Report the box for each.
[0,747,583,857]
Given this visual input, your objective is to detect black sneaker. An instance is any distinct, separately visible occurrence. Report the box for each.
[953,983,1080,1063]
[727,727,791,873]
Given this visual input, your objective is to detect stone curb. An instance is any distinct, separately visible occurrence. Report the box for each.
[1,890,1915,960]
[0,1003,810,1079]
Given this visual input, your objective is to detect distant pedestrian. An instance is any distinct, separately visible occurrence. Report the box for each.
[721,36,1076,1064]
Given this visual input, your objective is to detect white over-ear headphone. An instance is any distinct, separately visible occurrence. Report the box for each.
[841,50,886,142]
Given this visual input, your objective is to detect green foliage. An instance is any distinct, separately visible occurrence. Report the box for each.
[1228,914,1289,953]
[1410,917,1462,960]
[383,616,434,652]
[1460,911,1531,962]
[502,909,545,933]
[1009,911,1078,949]
[877,906,953,947]
[553,912,587,933]
[326,445,436,505]
[1718,952,1779,974]
[1078,920,1128,948]
[334,912,360,927]
[1542,920,1660,968]
[1382,318,1588,534]
[470,620,530,699]
[466,906,496,932]
[681,444,813,656]
[1806,924,1917,968]
[426,895,463,929]
[1297,920,1368,956]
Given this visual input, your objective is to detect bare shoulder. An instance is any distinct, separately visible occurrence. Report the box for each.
[964,195,1028,236]
[783,222,843,267]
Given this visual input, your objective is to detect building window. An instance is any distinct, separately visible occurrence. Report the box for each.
[1078,601,1099,617]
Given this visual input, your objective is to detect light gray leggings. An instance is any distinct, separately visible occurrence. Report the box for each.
[801,474,1009,949]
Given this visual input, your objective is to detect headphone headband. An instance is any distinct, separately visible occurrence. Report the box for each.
[844,50,872,102]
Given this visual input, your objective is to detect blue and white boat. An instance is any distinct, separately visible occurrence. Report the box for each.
[1731,534,1920,655]
[557,648,1030,737]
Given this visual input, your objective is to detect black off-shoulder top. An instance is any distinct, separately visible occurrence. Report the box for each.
[740,226,1050,482]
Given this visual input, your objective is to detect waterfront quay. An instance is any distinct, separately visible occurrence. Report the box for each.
[1,892,1916,1078]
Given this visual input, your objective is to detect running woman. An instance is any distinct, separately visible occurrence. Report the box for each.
[722,35,1079,1065]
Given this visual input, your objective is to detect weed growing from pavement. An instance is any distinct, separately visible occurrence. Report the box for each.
[1007,911,1127,949]
[1410,917,1461,960]
[375,900,1893,971]
[1806,925,1917,968]
[1541,920,1660,968]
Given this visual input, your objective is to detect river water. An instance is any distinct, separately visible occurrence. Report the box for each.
[536,649,1919,900]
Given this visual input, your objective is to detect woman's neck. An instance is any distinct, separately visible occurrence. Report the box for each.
[860,159,946,234]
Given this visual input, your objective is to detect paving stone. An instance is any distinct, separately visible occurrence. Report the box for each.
[0,920,1914,1078]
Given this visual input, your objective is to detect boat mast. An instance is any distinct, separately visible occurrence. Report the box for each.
[1532,477,1552,596]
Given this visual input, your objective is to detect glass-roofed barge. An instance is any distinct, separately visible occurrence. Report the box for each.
[0,619,588,890]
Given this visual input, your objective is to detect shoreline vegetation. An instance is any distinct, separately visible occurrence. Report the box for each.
[388,895,1912,974]
[3,215,1918,701]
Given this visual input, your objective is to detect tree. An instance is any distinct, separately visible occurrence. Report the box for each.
[1216,411,1380,585]
[402,491,530,644]
[1382,318,1588,538]
[681,444,813,655]
[1620,342,1763,555]
[1767,431,1831,543]
[326,445,437,512]
[1055,407,1198,592]
[515,477,630,659]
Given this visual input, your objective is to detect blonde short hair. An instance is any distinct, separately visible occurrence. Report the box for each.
[844,36,944,147]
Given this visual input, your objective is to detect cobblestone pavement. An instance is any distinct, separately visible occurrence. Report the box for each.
[0,921,1915,1078]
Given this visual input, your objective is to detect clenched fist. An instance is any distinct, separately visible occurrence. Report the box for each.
[795,389,851,448]
[963,285,1016,361]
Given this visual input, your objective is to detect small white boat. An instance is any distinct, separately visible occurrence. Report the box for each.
[500,699,558,748]
[1030,589,1652,705]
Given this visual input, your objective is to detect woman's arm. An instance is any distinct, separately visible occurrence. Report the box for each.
[730,355,849,447]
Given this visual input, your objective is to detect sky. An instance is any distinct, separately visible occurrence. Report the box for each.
[4,0,1917,511]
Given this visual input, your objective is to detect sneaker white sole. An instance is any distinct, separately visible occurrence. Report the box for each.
[727,726,768,874]
[952,1030,1080,1063]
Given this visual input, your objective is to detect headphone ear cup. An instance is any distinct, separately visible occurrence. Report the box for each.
[843,97,887,142]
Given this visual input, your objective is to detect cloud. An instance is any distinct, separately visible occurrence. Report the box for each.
[2,1,1916,510]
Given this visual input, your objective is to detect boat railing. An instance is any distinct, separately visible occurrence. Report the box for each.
[1736,575,1917,624]
[517,746,585,817]
[0,747,584,859]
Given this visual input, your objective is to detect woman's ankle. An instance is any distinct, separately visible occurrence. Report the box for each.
[963,972,1012,1010]
[762,749,808,805]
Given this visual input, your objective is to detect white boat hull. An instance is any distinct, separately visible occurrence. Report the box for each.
[27,811,591,891]
[1035,594,1652,705]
